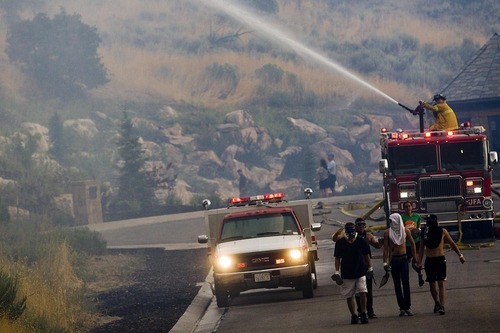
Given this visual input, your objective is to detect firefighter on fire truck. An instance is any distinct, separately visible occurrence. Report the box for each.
[419,94,459,131]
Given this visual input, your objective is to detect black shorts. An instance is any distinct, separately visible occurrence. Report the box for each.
[424,256,446,282]
[328,174,336,188]
[319,179,329,189]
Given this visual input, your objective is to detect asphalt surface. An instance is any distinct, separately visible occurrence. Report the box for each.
[88,247,210,333]
[86,193,500,333]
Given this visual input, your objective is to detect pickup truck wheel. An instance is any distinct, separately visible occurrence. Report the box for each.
[215,283,229,308]
[310,260,318,289]
[302,268,314,299]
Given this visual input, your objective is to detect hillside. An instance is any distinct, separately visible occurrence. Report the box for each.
[1,0,499,111]
[0,0,498,207]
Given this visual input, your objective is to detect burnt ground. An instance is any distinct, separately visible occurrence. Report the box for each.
[89,248,211,333]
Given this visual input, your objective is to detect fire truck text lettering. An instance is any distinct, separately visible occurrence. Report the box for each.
[466,198,483,206]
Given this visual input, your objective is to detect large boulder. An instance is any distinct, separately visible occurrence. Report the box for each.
[360,142,380,164]
[310,139,355,166]
[328,126,356,146]
[224,110,255,128]
[185,150,223,167]
[140,139,162,158]
[64,119,98,140]
[20,122,50,152]
[287,117,328,139]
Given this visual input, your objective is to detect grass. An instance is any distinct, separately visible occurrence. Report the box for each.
[0,216,145,333]
[5,0,489,113]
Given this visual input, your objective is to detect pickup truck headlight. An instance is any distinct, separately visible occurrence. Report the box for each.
[217,256,232,269]
[289,249,302,259]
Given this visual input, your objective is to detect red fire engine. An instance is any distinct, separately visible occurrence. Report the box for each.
[379,124,498,243]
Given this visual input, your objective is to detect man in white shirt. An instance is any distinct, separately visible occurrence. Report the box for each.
[327,153,337,196]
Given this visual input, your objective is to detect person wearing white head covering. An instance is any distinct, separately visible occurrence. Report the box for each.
[389,213,406,245]
[383,213,418,317]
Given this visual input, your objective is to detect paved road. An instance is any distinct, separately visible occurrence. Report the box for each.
[190,196,500,333]
[194,244,499,333]
[86,194,500,333]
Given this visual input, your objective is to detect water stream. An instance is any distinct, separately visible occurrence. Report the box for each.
[200,0,399,105]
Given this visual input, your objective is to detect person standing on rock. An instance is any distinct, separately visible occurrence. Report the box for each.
[327,153,336,196]
[317,159,330,198]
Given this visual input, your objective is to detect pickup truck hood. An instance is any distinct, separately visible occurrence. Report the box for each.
[216,235,305,256]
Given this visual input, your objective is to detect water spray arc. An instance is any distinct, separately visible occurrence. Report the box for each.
[200,0,411,108]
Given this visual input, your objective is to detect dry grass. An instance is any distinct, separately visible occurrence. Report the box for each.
[0,0,491,109]
[0,244,145,333]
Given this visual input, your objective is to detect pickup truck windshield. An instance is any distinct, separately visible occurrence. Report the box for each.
[219,213,300,242]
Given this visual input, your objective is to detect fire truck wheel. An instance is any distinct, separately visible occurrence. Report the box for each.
[215,283,229,308]
[302,267,314,299]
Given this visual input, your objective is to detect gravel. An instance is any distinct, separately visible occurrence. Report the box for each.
[89,247,211,333]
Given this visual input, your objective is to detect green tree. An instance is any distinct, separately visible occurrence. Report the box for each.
[115,112,155,212]
[0,134,62,216]
[48,113,66,164]
[5,9,108,99]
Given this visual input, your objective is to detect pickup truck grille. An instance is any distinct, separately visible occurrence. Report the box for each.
[419,176,462,199]
[234,250,293,271]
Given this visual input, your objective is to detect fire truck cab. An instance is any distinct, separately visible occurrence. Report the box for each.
[379,124,498,243]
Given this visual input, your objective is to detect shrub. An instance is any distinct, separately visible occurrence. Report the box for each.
[0,271,26,322]
[255,64,284,84]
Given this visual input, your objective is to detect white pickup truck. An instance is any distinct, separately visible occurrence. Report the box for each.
[198,192,321,307]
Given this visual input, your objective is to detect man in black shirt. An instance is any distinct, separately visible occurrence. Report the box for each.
[332,222,373,324]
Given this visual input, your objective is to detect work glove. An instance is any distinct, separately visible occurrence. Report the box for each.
[331,273,344,285]
[384,263,391,272]
[366,267,374,280]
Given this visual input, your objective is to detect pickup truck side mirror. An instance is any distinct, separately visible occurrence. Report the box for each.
[197,235,209,244]
[310,223,321,232]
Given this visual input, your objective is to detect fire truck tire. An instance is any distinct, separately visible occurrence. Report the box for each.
[302,267,314,299]
[214,283,229,308]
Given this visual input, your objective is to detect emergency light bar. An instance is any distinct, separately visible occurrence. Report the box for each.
[380,125,485,141]
[229,192,285,206]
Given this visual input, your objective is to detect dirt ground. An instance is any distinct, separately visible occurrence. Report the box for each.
[87,247,210,333]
